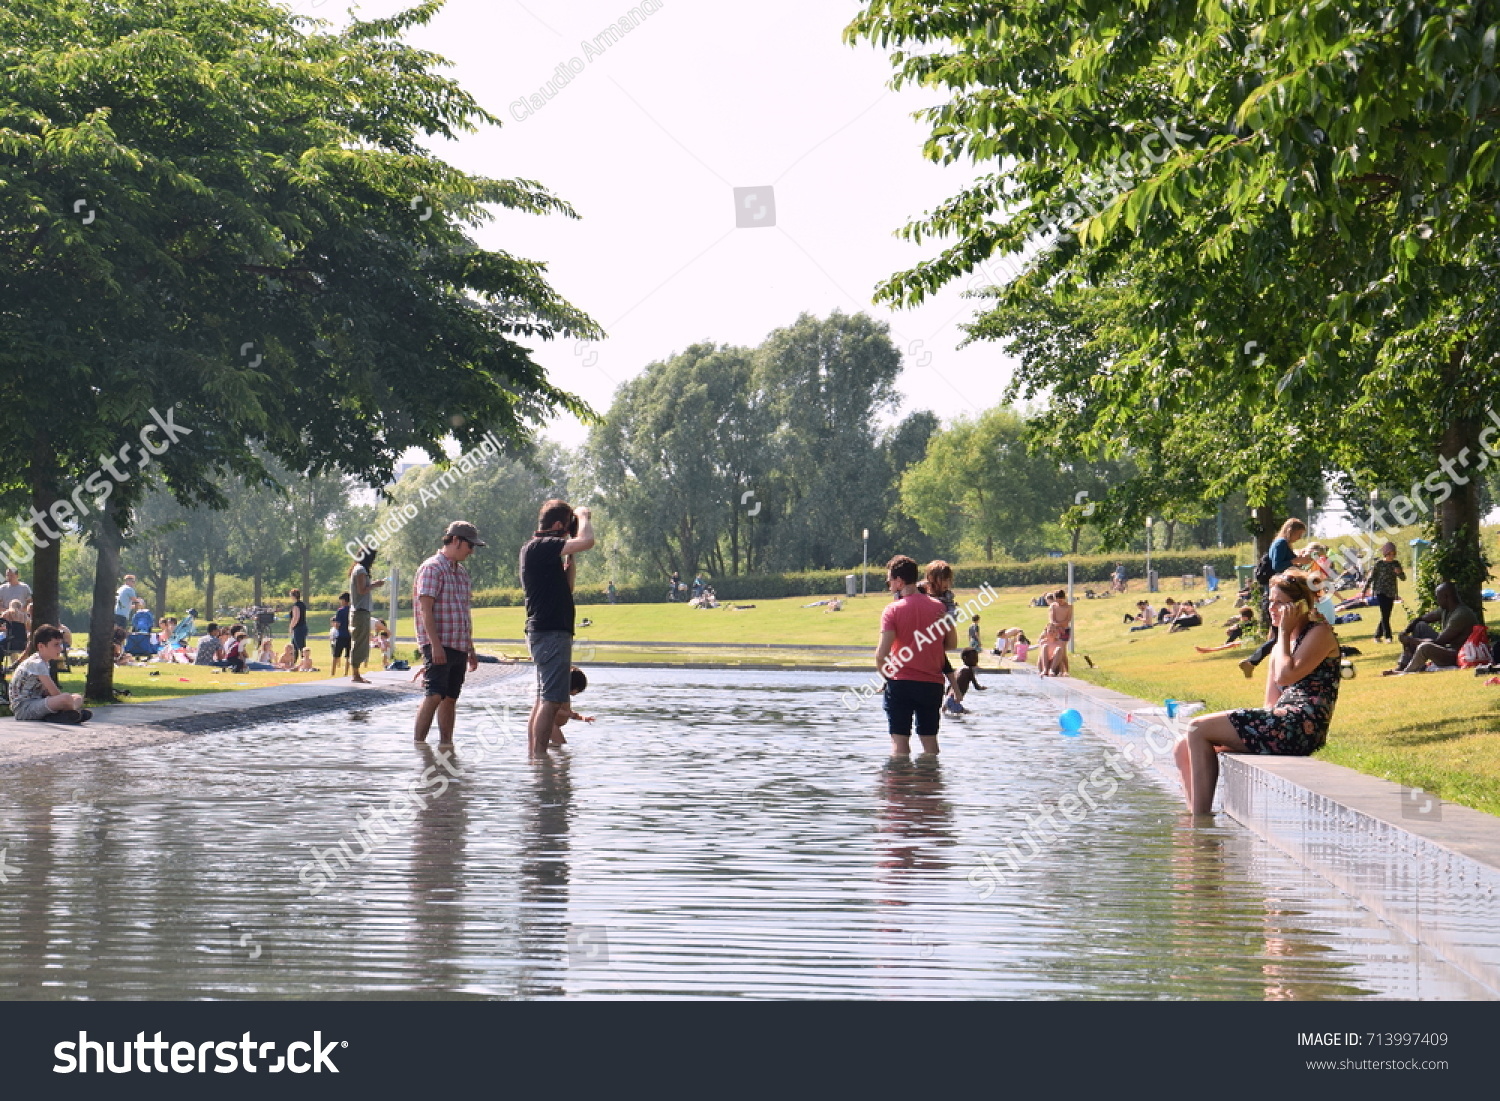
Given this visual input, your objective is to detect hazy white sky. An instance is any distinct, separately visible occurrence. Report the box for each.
[288,0,1015,453]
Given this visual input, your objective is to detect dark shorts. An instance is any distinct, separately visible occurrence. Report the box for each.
[421,645,468,699]
[291,626,308,652]
[332,634,351,659]
[883,678,944,741]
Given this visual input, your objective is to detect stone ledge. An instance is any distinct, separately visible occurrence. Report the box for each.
[1022,667,1500,997]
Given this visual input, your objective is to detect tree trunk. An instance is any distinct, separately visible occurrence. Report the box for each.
[205,563,216,621]
[1437,412,1485,622]
[1070,526,1082,555]
[1251,505,1277,558]
[28,463,61,628]
[301,544,311,603]
[86,511,124,702]
[154,561,168,618]
[984,533,993,562]
[252,568,262,608]
[1164,520,1177,551]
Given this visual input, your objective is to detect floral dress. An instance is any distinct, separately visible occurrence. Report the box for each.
[1228,623,1340,755]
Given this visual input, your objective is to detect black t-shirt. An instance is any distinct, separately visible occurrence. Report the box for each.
[334,605,350,639]
[291,601,307,634]
[521,535,574,635]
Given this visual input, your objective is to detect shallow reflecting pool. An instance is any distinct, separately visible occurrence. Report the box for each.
[0,668,1484,999]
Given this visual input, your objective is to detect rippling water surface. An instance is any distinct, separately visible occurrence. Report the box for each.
[0,668,1483,999]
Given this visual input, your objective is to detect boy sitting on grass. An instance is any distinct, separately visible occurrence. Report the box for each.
[549,666,595,746]
[9,626,92,724]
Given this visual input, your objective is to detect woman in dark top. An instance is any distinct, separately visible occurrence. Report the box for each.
[288,588,308,654]
[1240,518,1310,676]
[1361,541,1405,643]
[1176,570,1340,814]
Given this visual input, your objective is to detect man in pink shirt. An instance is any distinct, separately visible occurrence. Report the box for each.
[875,555,957,755]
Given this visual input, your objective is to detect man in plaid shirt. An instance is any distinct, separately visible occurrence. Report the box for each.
[413,520,483,744]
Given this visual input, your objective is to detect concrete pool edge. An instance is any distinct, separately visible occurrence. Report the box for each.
[0,665,525,770]
[1022,669,1500,998]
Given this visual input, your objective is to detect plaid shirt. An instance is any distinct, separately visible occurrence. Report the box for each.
[414,552,473,653]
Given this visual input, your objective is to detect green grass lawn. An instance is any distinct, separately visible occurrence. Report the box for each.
[62,581,1500,815]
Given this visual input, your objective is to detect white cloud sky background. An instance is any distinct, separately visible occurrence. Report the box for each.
[291,0,1015,451]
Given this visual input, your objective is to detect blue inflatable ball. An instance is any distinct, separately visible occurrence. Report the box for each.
[1058,709,1084,735]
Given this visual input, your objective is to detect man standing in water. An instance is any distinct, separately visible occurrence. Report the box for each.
[875,555,956,755]
[521,499,594,756]
[413,521,483,745]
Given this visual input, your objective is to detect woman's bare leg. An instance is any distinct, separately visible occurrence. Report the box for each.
[1183,713,1248,814]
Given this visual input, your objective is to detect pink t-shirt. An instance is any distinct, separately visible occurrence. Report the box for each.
[879,592,950,684]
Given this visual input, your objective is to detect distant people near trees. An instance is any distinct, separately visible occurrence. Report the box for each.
[1041,589,1072,676]
[1384,581,1478,676]
[1240,518,1309,679]
[1112,562,1126,594]
[1175,570,1342,815]
[876,555,956,755]
[668,570,681,602]
[114,573,139,628]
[0,568,31,616]
[288,588,308,656]
[9,626,91,724]
[1167,599,1202,633]
[1124,600,1155,629]
[330,593,352,678]
[1363,542,1406,643]
[607,580,617,604]
[1196,607,1256,653]
[692,573,706,600]
[3,599,28,664]
[349,547,386,685]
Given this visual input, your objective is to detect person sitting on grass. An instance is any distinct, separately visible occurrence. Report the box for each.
[1168,600,1202,633]
[1125,600,1155,628]
[1383,581,1478,675]
[276,642,297,670]
[9,625,92,724]
[548,666,595,746]
[292,647,319,672]
[1196,607,1256,653]
[375,629,393,668]
[245,636,280,671]
[193,624,221,665]
[213,626,247,674]
[1175,570,1341,815]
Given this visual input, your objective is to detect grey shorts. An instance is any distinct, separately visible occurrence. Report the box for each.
[528,630,572,704]
[12,697,54,722]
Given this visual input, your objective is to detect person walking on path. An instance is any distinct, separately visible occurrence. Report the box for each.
[875,555,956,756]
[413,521,483,745]
[288,588,308,657]
[114,574,138,629]
[521,500,595,756]
[1362,542,1406,643]
[1175,570,1341,815]
[1239,518,1310,678]
[348,547,386,684]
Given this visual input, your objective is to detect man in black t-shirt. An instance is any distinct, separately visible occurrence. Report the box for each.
[520,499,594,756]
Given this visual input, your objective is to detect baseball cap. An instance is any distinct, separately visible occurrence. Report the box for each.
[444,520,487,547]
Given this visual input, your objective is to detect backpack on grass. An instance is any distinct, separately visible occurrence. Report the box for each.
[1458,625,1492,668]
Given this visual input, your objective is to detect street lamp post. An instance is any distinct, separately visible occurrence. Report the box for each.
[1145,516,1154,593]
[861,529,869,595]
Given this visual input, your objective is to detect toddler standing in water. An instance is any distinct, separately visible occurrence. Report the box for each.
[549,667,595,746]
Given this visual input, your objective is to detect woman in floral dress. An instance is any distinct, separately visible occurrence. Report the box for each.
[1174,570,1341,814]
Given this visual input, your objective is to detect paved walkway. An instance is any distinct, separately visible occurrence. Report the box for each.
[0,664,521,770]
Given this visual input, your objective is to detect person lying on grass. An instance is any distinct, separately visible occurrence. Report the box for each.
[1196,607,1255,653]
[9,625,92,724]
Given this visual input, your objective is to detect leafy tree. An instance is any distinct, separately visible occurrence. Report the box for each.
[846,0,1500,613]
[0,0,598,695]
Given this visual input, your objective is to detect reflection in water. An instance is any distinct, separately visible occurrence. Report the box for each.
[407,745,470,994]
[0,669,1486,1000]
